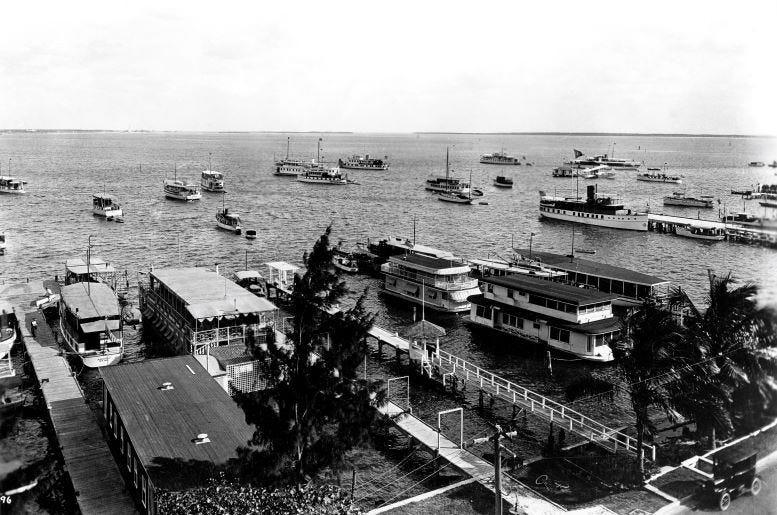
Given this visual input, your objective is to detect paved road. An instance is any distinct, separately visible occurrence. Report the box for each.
[674,459,777,514]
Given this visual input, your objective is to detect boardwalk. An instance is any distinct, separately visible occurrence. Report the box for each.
[3,281,137,515]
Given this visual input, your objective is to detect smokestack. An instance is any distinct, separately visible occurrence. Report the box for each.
[587,185,596,201]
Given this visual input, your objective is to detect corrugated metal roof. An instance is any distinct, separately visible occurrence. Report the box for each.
[514,250,668,286]
[101,356,255,491]
[481,275,618,304]
[389,253,470,273]
[60,283,120,319]
[151,268,277,320]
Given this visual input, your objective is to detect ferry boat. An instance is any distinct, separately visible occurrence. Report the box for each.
[480,151,521,165]
[467,274,619,362]
[494,176,513,188]
[568,149,641,170]
[0,301,17,361]
[425,148,470,194]
[539,185,648,231]
[59,282,123,367]
[636,169,682,184]
[677,224,725,241]
[338,154,389,170]
[297,167,348,185]
[663,192,714,208]
[92,194,123,218]
[201,170,225,192]
[366,236,454,262]
[745,183,777,199]
[381,253,481,313]
[0,176,26,194]
[274,137,320,176]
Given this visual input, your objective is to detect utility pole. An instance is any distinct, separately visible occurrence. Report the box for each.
[471,424,517,515]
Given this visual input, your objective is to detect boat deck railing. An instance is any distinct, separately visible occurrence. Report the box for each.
[384,267,478,291]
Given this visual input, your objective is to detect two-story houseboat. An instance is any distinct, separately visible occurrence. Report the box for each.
[138,267,279,356]
[467,274,620,362]
[381,253,481,313]
[59,282,124,367]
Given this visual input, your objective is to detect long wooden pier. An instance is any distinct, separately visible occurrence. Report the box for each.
[367,324,655,460]
[3,281,136,514]
[647,213,777,246]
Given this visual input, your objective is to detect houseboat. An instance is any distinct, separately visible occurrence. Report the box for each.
[338,154,390,170]
[480,151,521,165]
[0,176,26,194]
[539,185,649,231]
[467,274,619,362]
[93,194,123,218]
[101,356,255,514]
[467,256,567,280]
[297,167,348,185]
[663,192,714,208]
[494,176,514,188]
[425,148,470,194]
[164,179,201,201]
[0,302,17,361]
[201,170,225,192]
[138,267,278,356]
[380,253,481,313]
[59,282,123,367]
[677,224,726,241]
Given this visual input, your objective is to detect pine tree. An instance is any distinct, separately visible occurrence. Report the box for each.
[237,226,388,483]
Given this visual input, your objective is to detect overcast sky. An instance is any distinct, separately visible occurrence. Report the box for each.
[1,0,774,135]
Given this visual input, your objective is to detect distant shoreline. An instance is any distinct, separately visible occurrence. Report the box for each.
[0,129,772,138]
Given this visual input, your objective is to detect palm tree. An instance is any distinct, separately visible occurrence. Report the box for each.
[567,301,686,479]
[670,270,777,441]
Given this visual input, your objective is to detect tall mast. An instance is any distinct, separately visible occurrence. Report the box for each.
[445,147,449,179]
[208,152,212,171]
[174,163,177,181]
[412,215,417,246]
[317,138,322,164]
[286,137,290,160]
[469,169,473,200]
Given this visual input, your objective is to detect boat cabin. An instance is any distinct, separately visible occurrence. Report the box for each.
[232,270,266,296]
[101,356,255,514]
[93,194,121,211]
[0,176,26,192]
[60,282,122,354]
[64,257,119,288]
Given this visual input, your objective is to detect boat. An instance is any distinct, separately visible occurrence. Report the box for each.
[0,233,5,255]
[467,256,567,280]
[769,161,777,168]
[215,194,242,234]
[365,236,455,265]
[539,185,648,231]
[466,274,618,362]
[245,229,257,240]
[232,270,266,296]
[745,183,777,199]
[677,224,726,241]
[201,171,225,192]
[721,212,777,231]
[297,167,348,185]
[425,147,470,194]
[338,154,389,170]
[164,166,201,201]
[333,253,359,273]
[59,281,123,367]
[759,200,777,208]
[552,165,583,178]
[0,176,26,194]
[636,165,682,184]
[748,161,766,167]
[471,188,484,196]
[494,176,514,188]
[663,192,714,208]
[0,301,17,361]
[567,148,641,170]
[731,188,753,196]
[480,150,521,165]
[581,165,616,180]
[0,375,24,414]
[437,191,473,204]
[381,253,481,313]
[92,194,123,218]
[274,137,321,176]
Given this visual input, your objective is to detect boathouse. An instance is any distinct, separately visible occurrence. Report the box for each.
[101,356,254,514]
[513,249,671,305]
[138,267,278,356]
[468,274,620,362]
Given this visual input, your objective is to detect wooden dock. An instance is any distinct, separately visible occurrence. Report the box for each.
[3,281,137,514]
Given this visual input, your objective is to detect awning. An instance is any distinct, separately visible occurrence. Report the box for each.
[80,319,121,333]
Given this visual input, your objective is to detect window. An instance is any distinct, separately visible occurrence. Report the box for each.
[133,456,138,486]
[475,304,492,320]
[141,475,147,507]
[587,339,593,353]
[486,283,493,293]
[550,327,570,343]
[126,445,131,472]
[546,299,557,310]
[507,289,514,299]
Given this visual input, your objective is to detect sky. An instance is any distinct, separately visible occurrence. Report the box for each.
[1,0,775,135]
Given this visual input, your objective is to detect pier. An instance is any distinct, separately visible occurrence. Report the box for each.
[647,213,777,246]
[3,281,136,515]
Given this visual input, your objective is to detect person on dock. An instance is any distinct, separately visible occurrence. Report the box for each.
[31,318,37,337]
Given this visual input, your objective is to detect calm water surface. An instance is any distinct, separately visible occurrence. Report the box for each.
[2,132,777,460]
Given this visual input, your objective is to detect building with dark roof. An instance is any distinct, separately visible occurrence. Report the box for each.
[467,274,621,362]
[101,355,254,514]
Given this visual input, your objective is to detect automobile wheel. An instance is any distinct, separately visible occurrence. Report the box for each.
[751,477,762,496]
[719,492,731,511]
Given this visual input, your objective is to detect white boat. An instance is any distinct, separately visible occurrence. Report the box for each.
[0,234,5,255]
[721,212,777,231]
[381,253,481,313]
[581,165,616,180]
[297,167,348,185]
[663,192,714,208]
[215,195,242,234]
[59,282,123,368]
[0,301,17,361]
[92,194,123,218]
[567,148,641,169]
[165,178,202,200]
[552,165,583,178]
[539,185,648,231]
[425,148,470,194]
[494,176,514,188]
[333,254,359,273]
[338,154,389,170]
[245,229,257,240]
[274,137,322,176]
[437,191,473,204]
[201,171,225,192]
[677,225,725,241]
[749,161,766,167]
[637,165,682,184]
[467,256,567,280]
[480,151,522,165]
[0,176,26,194]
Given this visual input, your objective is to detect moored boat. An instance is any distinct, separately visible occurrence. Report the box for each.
[552,165,583,178]
[425,147,470,194]
[92,194,123,218]
[480,151,521,165]
[567,148,641,170]
[748,161,765,167]
[636,166,682,184]
[0,302,17,361]
[437,191,473,204]
[201,170,225,192]
[59,282,123,367]
[0,176,26,194]
[297,167,349,185]
[216,208,242,234]
[0,234,6,255]
[333,253,359,273]
[274,137,323,176]
[663,192,714,208]
[677,224,726,241]
[494,176,514,188]
[165,179,202,201]
[338,154,389,170]
[539,185,648,231]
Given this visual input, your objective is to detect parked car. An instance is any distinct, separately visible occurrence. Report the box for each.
[698,451,762,511]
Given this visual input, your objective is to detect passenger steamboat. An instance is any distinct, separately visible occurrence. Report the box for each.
[539,185,648,231]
